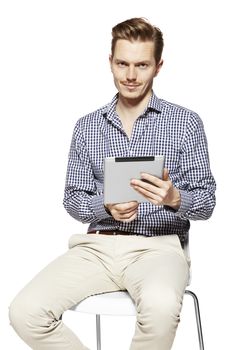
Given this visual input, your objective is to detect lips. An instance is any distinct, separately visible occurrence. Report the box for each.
[122,83,140,88]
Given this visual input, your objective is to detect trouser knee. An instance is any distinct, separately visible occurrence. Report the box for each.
[138,290,182,336]
[9,295,60,342]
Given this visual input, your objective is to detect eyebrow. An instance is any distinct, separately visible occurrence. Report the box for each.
[115,59,151,65]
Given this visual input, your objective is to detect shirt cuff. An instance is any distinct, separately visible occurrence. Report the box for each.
[164,190,193,217]
[91,194,112,221]
[175,189,193,217]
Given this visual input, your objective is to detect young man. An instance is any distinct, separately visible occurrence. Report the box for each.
[9,18,216,350]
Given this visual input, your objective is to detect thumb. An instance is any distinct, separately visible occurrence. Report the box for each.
[163,168,169,181]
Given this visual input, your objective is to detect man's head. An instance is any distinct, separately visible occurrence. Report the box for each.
[111,17,164,65]
[110,18,164,103]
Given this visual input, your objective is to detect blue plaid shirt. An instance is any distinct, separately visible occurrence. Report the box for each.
[63,92,216,244]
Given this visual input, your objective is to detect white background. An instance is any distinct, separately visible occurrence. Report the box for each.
[0,0,232,349]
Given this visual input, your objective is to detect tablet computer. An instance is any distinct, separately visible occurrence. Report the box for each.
[104,155,165,204]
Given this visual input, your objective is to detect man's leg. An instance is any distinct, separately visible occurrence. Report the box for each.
[122,234,190,350]
[9,234,120,349]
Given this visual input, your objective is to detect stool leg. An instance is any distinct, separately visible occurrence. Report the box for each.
[185,290,205,350]
[96,314,101,350]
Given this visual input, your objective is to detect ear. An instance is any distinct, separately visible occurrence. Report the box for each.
[154,59,164,77]
[109,54,113,72]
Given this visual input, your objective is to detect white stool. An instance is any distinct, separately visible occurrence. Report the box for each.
[70,289,204,350]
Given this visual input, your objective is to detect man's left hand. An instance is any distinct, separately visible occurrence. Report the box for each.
[130,168,181,210]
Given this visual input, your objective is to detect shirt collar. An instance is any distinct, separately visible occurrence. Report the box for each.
[146,91,162,115]
[103,91,162,122]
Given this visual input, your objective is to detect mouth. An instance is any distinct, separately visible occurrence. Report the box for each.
[122,83,140,90]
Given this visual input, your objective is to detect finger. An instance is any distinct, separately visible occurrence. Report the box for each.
[118,208,138,219]
[132,185,163,204]
[138,169,169,187]
[124,202,139,211]
[114,201,139,211]
[120,212,138,223]
[131,179,164,197]
[114,203,139,214]
[139,172,165,187]
[115,209,138,221]
[122,206,138,214]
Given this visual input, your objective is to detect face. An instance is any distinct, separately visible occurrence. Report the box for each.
[110,39,163,103]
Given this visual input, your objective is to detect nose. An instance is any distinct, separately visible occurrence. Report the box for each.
[126,65,137,81]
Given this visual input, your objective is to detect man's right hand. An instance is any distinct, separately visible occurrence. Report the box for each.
[105,201,139,222]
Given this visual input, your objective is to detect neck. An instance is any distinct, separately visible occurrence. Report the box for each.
[116,90,152,120]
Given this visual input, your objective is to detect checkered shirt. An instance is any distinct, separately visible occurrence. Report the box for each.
[63,92,216,244]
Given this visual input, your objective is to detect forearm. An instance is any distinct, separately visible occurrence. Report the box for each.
[63,120,113,224]
[174,188,216,220]
[174,113,216,220]
[63,189,111,223]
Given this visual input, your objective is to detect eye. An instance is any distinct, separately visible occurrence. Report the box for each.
[137,63,148,69]
[117,61,127,68]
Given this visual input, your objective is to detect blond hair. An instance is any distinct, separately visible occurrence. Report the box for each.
[111,17,164,64]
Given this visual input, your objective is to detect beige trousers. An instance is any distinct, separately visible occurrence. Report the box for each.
[9,234,190,350]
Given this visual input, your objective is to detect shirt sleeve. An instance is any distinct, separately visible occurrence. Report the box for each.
[174,113,216,220]
[63,121,111,223]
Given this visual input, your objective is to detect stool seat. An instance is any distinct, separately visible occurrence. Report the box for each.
[70,291,136,316]
[69,289,204,350]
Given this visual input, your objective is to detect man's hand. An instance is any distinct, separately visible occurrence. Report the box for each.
[105,201,139,222]
[130,168,181,210]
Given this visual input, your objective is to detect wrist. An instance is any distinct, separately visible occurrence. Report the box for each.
[169,188,181,210]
